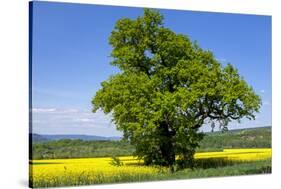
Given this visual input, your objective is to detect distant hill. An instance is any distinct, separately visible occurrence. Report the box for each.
[31,126,271,160]
[31,126,271,143]
[198,126,271,151]
[31,133,121,143]
[31,134,49,143]
[204,126,271,135]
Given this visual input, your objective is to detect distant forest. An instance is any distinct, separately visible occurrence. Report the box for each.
[31,127,271,160]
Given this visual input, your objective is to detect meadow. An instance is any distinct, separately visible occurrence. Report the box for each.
[30,148,271,188]
[30,127,272,188]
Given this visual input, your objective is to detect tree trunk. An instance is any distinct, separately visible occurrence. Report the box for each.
[159,122,175,166]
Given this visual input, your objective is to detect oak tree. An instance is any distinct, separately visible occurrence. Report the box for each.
[92,9,261,168]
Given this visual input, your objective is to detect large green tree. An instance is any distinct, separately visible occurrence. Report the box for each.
[92,9,261,168]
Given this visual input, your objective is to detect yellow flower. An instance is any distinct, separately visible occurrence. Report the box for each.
[30,148,271,187]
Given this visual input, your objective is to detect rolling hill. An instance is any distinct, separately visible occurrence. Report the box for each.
[30,133,121,143]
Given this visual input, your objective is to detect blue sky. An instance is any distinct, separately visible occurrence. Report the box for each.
[31,1,272,136]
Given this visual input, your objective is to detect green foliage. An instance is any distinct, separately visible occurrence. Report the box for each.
[31,140,134,160]
[92,8,261,167]
[91,9,261,167]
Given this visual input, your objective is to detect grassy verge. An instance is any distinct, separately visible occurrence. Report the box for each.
[162,159,271,180]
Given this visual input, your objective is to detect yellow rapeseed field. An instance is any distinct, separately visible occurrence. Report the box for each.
[30,148,271,187]
[195,148,272,161]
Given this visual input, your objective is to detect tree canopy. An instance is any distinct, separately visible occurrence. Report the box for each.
[92,9,261,168]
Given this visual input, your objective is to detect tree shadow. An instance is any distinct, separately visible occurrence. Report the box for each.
[194,158,236,169]
[122,162,144,166]
[115,157,244,170]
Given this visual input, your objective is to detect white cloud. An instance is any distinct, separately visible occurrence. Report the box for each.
[260,89,266,93]
[263,101,271,106]
[216,58,227,63]
[74,118,95,123]
[32,107,79,113]
[31,107,120,136]
[58,108,79,113]
[32,108,56,113]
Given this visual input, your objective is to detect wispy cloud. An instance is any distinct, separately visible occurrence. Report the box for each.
[263,101,271,106]
[216,58,228,63]
[74,118,95,123]
[58,108,79,113]
[260,89,266,94]
[32,108,57,113]
[31,107,120,136]
[32,108,79,114]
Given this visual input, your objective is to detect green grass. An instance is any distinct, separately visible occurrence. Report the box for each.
[165,159,271,180]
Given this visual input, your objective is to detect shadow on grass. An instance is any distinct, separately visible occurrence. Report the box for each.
[123,162,145,166]
[123,158,238,170]
[194,158,236,169]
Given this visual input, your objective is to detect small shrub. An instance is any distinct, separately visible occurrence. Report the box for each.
[110,156,124,166]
